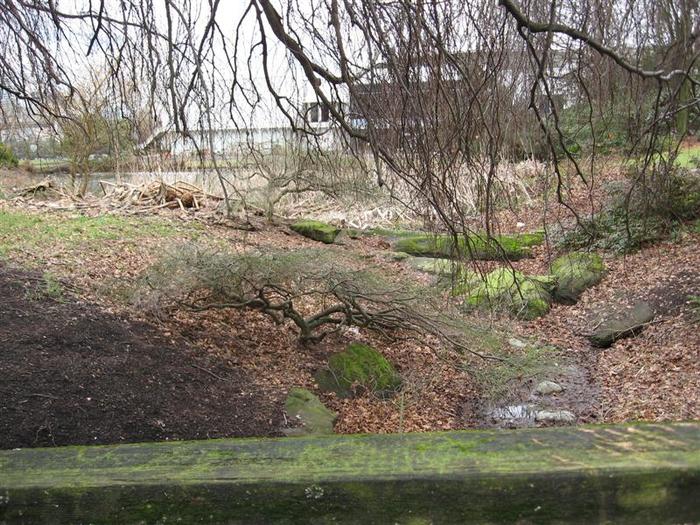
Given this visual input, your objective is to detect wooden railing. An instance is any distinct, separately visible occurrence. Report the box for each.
[1,422,698,524]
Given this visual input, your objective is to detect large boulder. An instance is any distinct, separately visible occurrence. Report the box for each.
[464,268,554,319]
[393,232,544,261]
[291,220,340,244]
[283,388,337,436]
[589,301,655,348]
[551,252,605,304]
[315,343,401,398]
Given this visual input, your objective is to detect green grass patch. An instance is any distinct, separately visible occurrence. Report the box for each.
[24,272,65,302]
[0,209,178,257]
[674,145,700,168]
[627,144,700,170]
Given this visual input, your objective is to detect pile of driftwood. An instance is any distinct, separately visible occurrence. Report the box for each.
[12,178,223,215]
[98,180,222,212]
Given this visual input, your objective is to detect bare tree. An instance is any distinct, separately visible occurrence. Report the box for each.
[0,0,697,242]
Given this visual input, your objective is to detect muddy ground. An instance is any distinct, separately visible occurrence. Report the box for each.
[0,265,285,449]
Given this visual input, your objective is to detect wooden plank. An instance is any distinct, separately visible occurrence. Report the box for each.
[0,422,698,524]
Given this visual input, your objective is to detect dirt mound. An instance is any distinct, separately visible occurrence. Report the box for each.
[0,265,283,449]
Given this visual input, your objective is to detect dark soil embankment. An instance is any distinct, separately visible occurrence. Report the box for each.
[0,265,282,449]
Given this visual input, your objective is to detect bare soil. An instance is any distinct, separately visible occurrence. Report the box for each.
[0,264,284,449]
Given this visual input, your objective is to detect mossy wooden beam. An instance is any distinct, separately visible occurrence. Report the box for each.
[1,422,699,524]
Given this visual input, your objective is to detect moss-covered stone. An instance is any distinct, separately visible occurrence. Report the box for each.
[551,252,605,304]
[290,220,341,244]
[388,251,411,262]
[589,302,655,348]
[393,231,544,261]
[405,257,482,296]
[284,388,336,436]
[315,343,401,398]
[407,256,457,275]
[464,268,552,319]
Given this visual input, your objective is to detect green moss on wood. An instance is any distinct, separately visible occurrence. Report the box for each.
[0,423,698,524]
[290,220,341,244]
[315,343,401,398]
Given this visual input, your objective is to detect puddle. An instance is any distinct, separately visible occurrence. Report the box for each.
[487,404,537,428]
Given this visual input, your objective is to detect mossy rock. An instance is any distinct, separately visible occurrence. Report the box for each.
[448,269,483,297]
[315,343,401,398]
[283,388,336,436]
[551,252,605,304]
[589,302,655,348]
[290,220,340,244]
[405,256,483,296]
[464,268,552,319]
[393,231,544,261]
[407,256,458,275]
[387,251,411,262]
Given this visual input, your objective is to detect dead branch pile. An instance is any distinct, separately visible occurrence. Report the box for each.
[16,179,60,197]
[99,180,222,212]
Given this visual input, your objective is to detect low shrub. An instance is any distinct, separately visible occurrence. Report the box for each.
[0,143,18,168]
[558,171,700,253]
[134,245,500,357]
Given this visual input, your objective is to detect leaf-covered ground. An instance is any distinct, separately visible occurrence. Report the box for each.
[0,182,698,446]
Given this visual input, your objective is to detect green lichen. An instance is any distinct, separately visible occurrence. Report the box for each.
[290,220,340,244]
[551,252,605,304]
[464,267,552,319]
[315,343,401,398]
[617,482,670,509]
[388,251,411,262]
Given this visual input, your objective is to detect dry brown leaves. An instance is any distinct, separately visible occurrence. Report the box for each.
[520,233,700,423]
[2,192,697,434]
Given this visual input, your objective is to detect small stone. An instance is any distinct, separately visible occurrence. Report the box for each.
[508,338,527,349]
[535,380,564,395]
[535,410,575,424]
